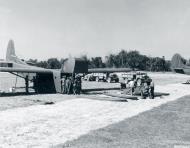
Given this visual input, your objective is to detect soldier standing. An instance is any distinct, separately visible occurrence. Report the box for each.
[141,82,149,99]
[129,79,135,95]
[73,75,81,95]
[73,78,77,95]
[65,77,71,94]
[61,76,66,94]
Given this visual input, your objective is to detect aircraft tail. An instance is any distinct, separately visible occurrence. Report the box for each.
[171,53,186,69]
[6,39,26,64]
[6,40,16,61]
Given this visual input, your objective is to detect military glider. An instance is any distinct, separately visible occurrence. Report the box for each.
[0,40,132,94]
[171,53,190,75]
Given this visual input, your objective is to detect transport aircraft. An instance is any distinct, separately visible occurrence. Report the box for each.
[0,40,132,94]
[171,53,190,75]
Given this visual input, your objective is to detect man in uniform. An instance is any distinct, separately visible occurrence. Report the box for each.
[65,77,72,94]
[141,82,150,99]
[73,75,82,95]
[129,78,135,95]
[61,76,66,94]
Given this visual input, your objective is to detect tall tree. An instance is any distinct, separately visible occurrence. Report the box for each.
[90,57,105,68]
[47,58,61,69]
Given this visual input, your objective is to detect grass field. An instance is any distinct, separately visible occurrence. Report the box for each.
[59,95,190,148]
[0,72,190,147]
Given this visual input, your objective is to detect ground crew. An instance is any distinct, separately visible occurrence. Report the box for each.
[65,77,73,94]
[141,82,149,99]
[73,75,82,95]
[61,76,66,94]
[129,79,135,95]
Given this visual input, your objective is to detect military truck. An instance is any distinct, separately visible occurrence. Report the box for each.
[119,72,148,88]
[120,72,154,98]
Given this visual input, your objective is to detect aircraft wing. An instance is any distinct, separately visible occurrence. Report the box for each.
[173,67,190,75]
[0,67,53,73]
[88,68,132,73]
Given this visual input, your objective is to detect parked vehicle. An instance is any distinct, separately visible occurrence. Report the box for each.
[84,73,106,82]
[119,72,149,88]
[84,73,96,81]
[107,73,119,83]
[120,72,154,99]
[93,73,106,82]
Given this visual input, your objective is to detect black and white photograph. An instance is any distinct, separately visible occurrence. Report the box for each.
[0,0,190,147]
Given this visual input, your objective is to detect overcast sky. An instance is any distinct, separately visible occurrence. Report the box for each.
[0,0,190,60]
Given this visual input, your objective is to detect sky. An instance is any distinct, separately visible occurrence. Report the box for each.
[0,0,190,60]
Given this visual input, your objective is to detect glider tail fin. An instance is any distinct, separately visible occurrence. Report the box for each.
[171,53,186,69]
[6,39,16,61]
[5,39,26,65]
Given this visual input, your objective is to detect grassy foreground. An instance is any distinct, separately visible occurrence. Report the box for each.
[57,95,190,148]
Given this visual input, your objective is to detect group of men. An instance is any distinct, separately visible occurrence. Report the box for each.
[61,74,82,95]
[128,74,155,99]
[140,78,154,99]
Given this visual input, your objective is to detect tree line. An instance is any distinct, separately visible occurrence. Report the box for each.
[27,49,171,71]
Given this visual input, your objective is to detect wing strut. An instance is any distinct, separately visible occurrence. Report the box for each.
[14,73,18,89]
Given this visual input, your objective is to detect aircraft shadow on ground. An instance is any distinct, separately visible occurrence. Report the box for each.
[82,87,120,92]
[0,92,37,97]
[0,88,170,105]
